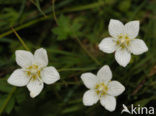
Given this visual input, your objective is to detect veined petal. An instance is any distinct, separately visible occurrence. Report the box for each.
[81,73,98,89]
[115,48,131,67]
[109,19,124,38]
[27,79,44,98]
[8,69,30,87]
[98,37,117,53]
[83,90,99,106]
[125,21,139,39]
[97,65,112,84]
[41,66,60,85]
[128,39,148,55]
[16,50,33,68]
[107,81,125,96]
[34,48,48,67]
[100,95,116,112]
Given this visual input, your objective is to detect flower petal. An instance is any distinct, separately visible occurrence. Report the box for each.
[27,79,44,98]
[41,66,60,85]
[115,48,131,67]
[107,81,125,96]
[8,69,30,87]
[125,21,139,39]
[109,19,124,38]
[16,50,33,68]
[97,65,112,84]
[81,73,98,89]
[100,95,116,112]
[34,48,48,67]
[128,39,148,55]
[98,37,117,53]
[83,90,99,106]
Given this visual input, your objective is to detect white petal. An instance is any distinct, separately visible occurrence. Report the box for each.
[109,19,125,38]
[81,73,98,89]
[100,95,116,112]
[83,90,99,106]
[128,39,148,55]
[97,65,112,84]
[16,50,33,68]
[125,21,139,39]
[34,48,48,67]
[115,48,131,67]
[41,66,60,85]
[27,79,44,98]
[107,81,125,96]
[98,37,117,53]
[8,69,30,87]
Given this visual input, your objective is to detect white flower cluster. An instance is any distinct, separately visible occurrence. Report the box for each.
[7,19,148,112]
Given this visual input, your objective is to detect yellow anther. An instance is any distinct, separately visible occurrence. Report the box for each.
[118,35,123,39]
[95,83,108,96]
[32,74,37,80]
[27,71,31,76]
[28,66,32,69]
[116,34,131,48]
[33,65,38,69]
[125,36,129,40]
[116,40,120,45]
[25,64,41,80]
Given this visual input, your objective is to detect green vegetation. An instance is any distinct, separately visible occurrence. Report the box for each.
[0,0,156,115]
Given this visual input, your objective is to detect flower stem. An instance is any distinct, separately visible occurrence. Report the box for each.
[74,37,100,65]
[11,27,30,51]
[0,1,105,39]
[52,0,58,24]
[0,87,16,115]
[58,67,97,72]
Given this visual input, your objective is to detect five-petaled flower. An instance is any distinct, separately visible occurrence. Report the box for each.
[8,48,60,98]
[99,19,148,67]
[81,65,125,112]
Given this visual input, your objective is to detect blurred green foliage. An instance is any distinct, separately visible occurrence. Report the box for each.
[0,0,156,116]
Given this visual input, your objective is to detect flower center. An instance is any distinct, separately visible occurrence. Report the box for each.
[95,83,108,96]
[26,64,41,80]
[116,34,130,48]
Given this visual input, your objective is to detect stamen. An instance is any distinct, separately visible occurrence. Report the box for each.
[116,34,131,48]
[95,83,108,96]
[25,64,41,81]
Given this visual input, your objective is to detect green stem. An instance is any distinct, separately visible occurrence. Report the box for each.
[0,1,105,39]
[0,28,31,114]
[58,67,97,72]
[11,27,30,51]
[52,0,58,24]
[0,87,16,115]
[74,37,100,65]
[0,2,104,114]
[61,1,104,12]
[0,16,50,39]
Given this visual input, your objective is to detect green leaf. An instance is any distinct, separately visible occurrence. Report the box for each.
[134,96,156,107]
[0,80,13,93]
[5,97,15,114]
[118,0,131,12]
[62,105,82,114]
[52,15,82,40]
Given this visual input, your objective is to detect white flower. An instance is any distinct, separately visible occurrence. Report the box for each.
[81,65,125,112]
[8,48,60,98]
[99,19,148,67]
